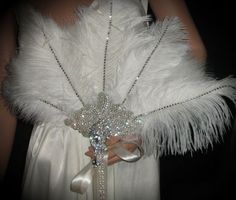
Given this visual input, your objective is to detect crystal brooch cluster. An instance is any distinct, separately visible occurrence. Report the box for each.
[64,92,143,162]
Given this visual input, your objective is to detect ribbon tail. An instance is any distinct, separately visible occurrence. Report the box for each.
[112,141,144,162]
[70,161,95,194]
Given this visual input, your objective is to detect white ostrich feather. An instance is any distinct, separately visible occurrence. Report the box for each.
[3,0,236,155]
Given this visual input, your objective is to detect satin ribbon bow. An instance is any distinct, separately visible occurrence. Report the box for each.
[70,139,144,194]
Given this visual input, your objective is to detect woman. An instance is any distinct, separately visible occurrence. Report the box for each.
[1,0,234,200]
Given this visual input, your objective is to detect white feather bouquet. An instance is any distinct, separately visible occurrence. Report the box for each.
[3,0,236,198]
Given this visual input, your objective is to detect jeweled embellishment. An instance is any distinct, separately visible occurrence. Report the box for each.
[64,92,143,139]
[65,92,143,199]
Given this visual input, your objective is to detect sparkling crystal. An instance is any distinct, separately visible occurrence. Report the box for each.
[64,92,142,139]
[90,133,102,149]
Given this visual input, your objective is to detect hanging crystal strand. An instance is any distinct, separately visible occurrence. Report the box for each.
[93,151,108,200]
[90,123,109,200]
[94,1,113,199]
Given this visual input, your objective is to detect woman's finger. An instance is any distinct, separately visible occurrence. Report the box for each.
[88,146,94,152]
[85,140,139,165]
[108,155,122,166]
[106,136,121,146]
[121,143,137,153]
[85,150,94,159]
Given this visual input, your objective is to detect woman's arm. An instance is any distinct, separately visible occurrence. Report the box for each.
[0,9,17,180]
[149,0,207,62]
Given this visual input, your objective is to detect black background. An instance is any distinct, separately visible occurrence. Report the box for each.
[159,1,236,200]
[1,0,236,200]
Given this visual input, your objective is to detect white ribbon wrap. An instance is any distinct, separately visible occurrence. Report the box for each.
[70,140,143,197]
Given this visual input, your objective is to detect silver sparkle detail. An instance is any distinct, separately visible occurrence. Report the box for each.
[42,31,85,106]
[135,85,236,118]
[121,20,172,105]
[64,92,142,139]
[39,99,64,112]
[93,162,107,200]
[103,1,113,92]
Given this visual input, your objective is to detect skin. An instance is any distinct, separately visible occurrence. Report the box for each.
[85,136,141,166]
[149,0,207,62]
[0,0,207,178]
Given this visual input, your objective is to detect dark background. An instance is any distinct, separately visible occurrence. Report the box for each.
[159,1,236,200]
[1,0,236,200]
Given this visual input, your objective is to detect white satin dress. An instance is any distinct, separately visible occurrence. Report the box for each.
[17,1,160,200]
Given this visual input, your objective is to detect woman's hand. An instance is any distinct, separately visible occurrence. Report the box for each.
[85,136,140,166]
